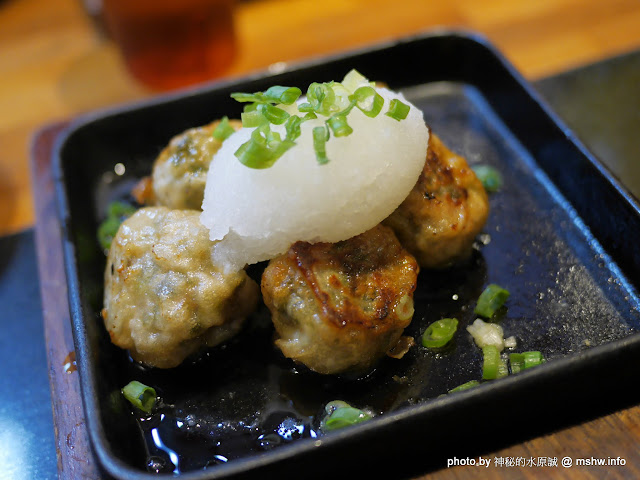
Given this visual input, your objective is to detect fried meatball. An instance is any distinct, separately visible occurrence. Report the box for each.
[261,224,419,375]
[102,206,259,368]
[383,133,489,269]
[136,119,241,209]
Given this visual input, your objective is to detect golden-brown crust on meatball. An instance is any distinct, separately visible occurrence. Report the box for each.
[383,133,489,269]
[103,206,259,368]
[146,119,241,210]
[261,224,419,375]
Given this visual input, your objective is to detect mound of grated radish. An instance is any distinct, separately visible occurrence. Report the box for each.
[200,86,429,273]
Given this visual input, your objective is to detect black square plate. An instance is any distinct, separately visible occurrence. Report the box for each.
[53,30,640,479]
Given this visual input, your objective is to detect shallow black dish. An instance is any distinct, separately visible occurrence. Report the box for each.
[54,30,640,479]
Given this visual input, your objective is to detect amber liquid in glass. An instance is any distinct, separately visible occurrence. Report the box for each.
[102,0,236,90]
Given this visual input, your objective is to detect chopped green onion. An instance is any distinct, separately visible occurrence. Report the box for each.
[385,99,410,121]
[97,201,136,252]
[313,126,329,165]
[321,404,372,432]
[230,92,261,103]
[263,86,302,105]
[421,318,458,349]
[510,353,524,373]
[324,400,351,413]
[327,114,353,137]
[212,116,235,141]
[301,112,318,121]
[106,200,136,218]
[284,115,303,142]
[305,82,337,116]
[97,217,122,251]
[258,103,290,125]
[350,86,384,118]
[497,356,509,378]
[523,351,544,368]
[229,70,410,169]
[511,351,545,373]
[122,381,156,413]
[238,113,309,168]
[241,109,267,128]
[231,87,301,113]
[243,102,259,113]
[472,165,503,193]
[482,345,502,380]
[274,139,297,159]
[297,102,313,113]
[342,69,370,92]
[474,284,510,318]
[330,83,354,110]
[246,123,279,149]
[448,380,480,393]
[234,125,281,169]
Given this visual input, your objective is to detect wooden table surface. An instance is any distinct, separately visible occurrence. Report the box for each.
[4,0,640,478]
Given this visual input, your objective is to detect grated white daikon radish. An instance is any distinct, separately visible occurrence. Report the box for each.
[200,85,429,273]
[467,319,506,351]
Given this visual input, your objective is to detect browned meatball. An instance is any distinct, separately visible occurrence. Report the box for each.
[133,119,241,209]
[102,207,259,368]
[383,133,489,269]
[261,224,419,375]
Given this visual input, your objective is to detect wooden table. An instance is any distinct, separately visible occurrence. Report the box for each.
[4,0,640,478]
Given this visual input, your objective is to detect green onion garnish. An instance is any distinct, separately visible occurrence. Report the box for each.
[231,86,302,106]
[313,126,330,165]
[327,114,353,137]
[482,345,507,380]
[510,353,524,373]
[235,125,286,169]
[523,351,544,368]
[325,400,351,412]
[230,92,262,103]
[212,116,235,141]
[97,218,120,251]
[510,351,545,373]
[304,82,337,116]
[341,69,370,92]
[321,403,372,432]
[241,109,268,128]
[97,201,137,252]
[263,86,302,105]
[284,114,303,141]
[350,86,384,118]
[472,165,503,193]
[385,98,410,121]
[421,318,458,349]
[228,70,410,169]
[104,201,133,219]
[448,380,480,393]
[230,92,260,103]
[474,284,510,318]
[258,103,291,125]
[121,381,156,413]
[497,356,509,378]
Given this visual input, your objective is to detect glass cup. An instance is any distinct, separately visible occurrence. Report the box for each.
[101,0,236,91]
